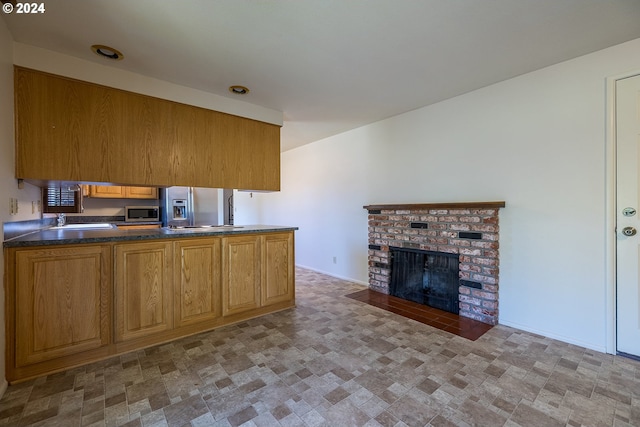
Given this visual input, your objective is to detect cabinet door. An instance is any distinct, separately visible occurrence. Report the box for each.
[125,186,158,199]
[222,235,261,316]
[170,102,281,190]
[262,232,295,306]
[90,185,125,198]
[15,67,122,183]
[115,241,173,342]
[14,245,111,367]
[89,185,157,199]
[174,238,221,327]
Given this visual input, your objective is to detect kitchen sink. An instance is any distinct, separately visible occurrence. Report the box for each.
[51,223,115,230]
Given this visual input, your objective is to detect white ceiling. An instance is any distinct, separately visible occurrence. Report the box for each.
[3,0,640,151]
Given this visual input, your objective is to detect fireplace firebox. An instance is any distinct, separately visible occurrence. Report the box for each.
[389,247,460,314]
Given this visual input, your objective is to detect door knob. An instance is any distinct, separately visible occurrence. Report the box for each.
[623,226,637,236]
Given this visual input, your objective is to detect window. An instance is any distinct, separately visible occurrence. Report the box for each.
[42,186,82,213]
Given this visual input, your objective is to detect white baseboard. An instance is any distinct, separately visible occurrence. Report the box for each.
[0,378,8,400]
[499,319,608,354]
[295,264,368,286]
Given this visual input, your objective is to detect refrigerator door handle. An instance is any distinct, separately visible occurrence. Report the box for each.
[187,186,195,226]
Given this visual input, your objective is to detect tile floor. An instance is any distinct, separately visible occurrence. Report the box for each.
[0,267,639,426]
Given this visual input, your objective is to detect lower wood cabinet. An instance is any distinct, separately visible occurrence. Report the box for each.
[5,230,294,382]
[263,233,295,307]
[221,232,295,315]
[114,241,173,342]
[222,235,262,316]
[174,238,221,328]
[7,245,111,380]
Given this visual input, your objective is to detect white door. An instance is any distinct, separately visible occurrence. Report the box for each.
[617,73,640,357]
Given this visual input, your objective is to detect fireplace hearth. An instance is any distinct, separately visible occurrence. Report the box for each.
[364,202,505,325]
[390,247,460,314]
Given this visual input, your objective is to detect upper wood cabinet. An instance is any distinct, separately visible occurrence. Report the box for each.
[88,185,158,199]
[89,185,125,198]
[14,67,281,191]
[124,186,158,199]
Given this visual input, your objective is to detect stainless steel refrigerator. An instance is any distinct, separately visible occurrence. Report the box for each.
[160,186,223,227]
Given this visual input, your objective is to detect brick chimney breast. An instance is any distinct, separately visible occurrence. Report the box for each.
[363,202,505,325]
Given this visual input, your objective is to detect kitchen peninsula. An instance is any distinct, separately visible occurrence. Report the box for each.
[3,225,296,383]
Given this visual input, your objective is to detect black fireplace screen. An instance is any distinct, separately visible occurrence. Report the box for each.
[389,247,460,314]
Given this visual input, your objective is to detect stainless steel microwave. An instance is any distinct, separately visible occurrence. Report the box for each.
[125,206,160,222]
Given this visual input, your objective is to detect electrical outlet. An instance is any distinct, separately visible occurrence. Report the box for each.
[32,201,36,214]
[9,198,18,215]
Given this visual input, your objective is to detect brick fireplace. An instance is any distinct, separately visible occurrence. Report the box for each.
[364,202,505,325]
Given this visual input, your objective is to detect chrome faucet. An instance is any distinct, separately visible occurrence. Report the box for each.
[56,213,66,227]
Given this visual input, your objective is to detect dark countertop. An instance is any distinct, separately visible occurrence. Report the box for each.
[3,225,298,248]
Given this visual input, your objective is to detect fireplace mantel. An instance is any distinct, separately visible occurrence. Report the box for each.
[364,201,506,211]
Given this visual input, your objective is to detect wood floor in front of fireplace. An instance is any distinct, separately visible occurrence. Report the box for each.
[345,289,493,341]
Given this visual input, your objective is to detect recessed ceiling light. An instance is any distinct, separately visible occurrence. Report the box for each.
[229,85,250,95]
[91,44,124,61]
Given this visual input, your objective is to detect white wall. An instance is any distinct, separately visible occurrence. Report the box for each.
[0,21,41,395]
[253,38,640,353]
